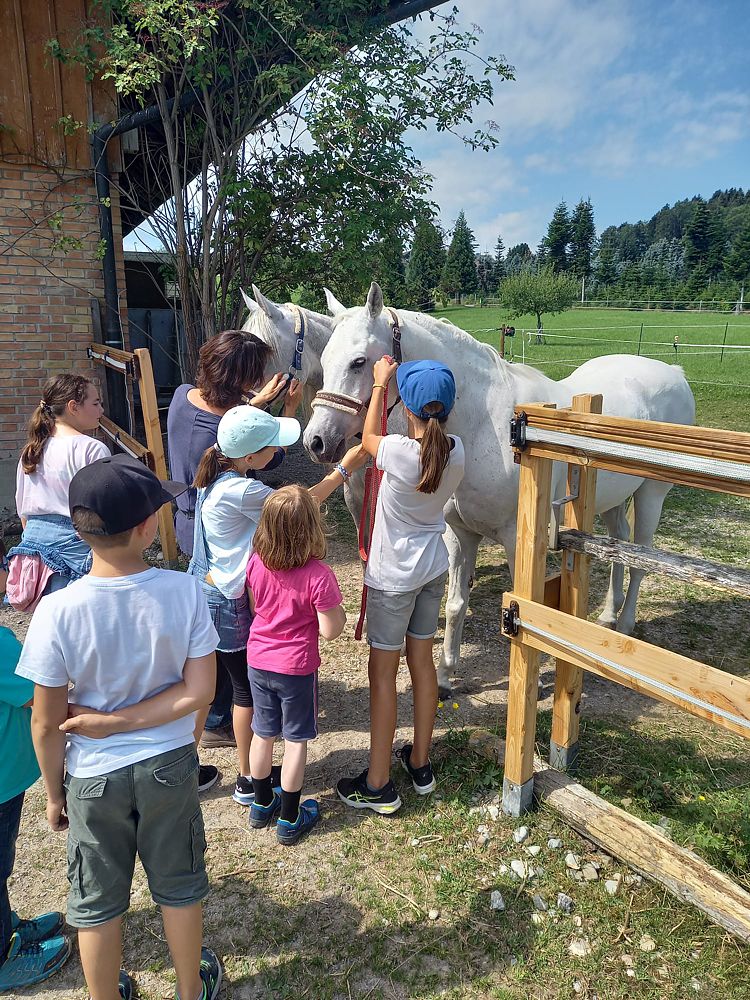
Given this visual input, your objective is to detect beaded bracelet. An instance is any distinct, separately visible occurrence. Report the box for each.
[335,462,351,481]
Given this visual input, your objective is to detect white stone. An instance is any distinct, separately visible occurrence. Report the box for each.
[573,981,583,995]
[624,874,643,887]
[513,825,530,844]
[428,908,440,921]
[499,864,509,875]
[691,978,702,992]
[532,894,548,911]
[626,969,636,978]
[605,875,623,896]
[565,852,581,870]
[547,837,563,850]
[572,915,583,927]
[410,838,420,846]
[581,863,599,882]
[620,954,634,968]
[490,890,506,911]
[488,804,500,821]
[556,892,574,913]
[531,912,544,926]
[639,934,657,953]
[525,844,542,857]
[568,936,592,958]
[510,859,527,880]
[477,832,490,847]
[477,824,488,835]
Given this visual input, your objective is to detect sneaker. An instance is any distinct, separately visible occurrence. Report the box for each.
[336,769,402,815]
[0,932,71,991]
[232,765,283,806]
[395,743,436,795]
[199,947,222,1000]
[276,799,320,845]
[198,764,220,793]
[249,790,281,829]
[199,725,236,749]
[118,969,135,999]
[10,910,65,946]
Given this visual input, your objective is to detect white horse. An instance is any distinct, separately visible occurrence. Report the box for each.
[303,282,696,695]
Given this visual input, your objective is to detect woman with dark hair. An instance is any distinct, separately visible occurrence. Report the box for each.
[167,329,302,764]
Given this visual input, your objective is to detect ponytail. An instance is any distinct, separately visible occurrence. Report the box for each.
[193,444,235,488]
[21,373,94,474]
[417,414,451,494]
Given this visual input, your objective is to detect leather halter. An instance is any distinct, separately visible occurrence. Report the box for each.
[259,303,306,411]
[310,308,403,418]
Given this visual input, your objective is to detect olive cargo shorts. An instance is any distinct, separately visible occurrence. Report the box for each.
[64,745,209,927]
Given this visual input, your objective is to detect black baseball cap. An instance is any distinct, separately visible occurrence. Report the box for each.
[69,454,188,534]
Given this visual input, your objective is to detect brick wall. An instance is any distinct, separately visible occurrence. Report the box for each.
[0,163,128,461]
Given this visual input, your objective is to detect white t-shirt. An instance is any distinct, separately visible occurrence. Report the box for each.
[201,475,275,599]
[364,434,465,593]
[16,435,110,518]
[16,568,219,777]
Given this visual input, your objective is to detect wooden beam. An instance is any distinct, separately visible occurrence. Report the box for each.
[98,416,154,468]
[89,342,137,368]
[468,730,750,945]
[518,403,750,466]
[502,594,750,740]
[134,348,178,568]
[502,429,554,815]
[559,528,750,598]
[551,394,601,771]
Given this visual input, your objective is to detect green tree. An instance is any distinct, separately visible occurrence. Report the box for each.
[406,218,446,308]
[505,242,532,275]
[724,222,750,287]
[476,253,495,296]
[684,199,712,273]
[441,210,478,299]
[500,266,578,334]
[706,212,728,280]
[570,198,596,279]
[594,241,618,287]
[492,234,506,289]
[545,201,572,272]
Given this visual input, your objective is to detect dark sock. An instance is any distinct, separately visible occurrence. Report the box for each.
[280,788,301,823]
[252,774,273,806]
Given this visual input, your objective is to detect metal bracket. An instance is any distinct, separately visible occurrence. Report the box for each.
[548,466,580,552]
[501,600,520,637]
[509,411,528,460]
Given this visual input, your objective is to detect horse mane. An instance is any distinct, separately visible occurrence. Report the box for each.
[242,307,284,366]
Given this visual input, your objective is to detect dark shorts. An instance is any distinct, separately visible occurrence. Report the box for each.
[217,649,253,708]
[64,745,208,927]
[249,668,318,743]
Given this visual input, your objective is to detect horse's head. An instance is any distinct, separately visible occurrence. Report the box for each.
[241,285,327,386]
[304,282,395,464]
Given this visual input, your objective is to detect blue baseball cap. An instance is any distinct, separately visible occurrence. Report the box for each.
[217,405,300,458]
[396,360,456,420]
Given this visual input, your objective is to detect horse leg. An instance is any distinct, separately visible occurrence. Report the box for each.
[597,502,630,628]
[437,516,482,699]
[616,480,673,635]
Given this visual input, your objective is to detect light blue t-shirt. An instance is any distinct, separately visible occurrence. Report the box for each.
[0,626,40,803]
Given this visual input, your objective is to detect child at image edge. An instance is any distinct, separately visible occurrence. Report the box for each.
[16,455,223,1000]
[337,358,465,815]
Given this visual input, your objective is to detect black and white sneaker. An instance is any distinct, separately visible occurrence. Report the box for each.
[198,764,220,793]
[337,769,402,815]
[232,765,283,806]
[395,743,436,795]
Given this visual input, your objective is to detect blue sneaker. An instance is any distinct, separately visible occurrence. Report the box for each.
[177,948,222,1000]
[249,791,281,829]
[276,799,320,845]
[10,910,65,946]
[0,931,71,991]
[118,969,135,999]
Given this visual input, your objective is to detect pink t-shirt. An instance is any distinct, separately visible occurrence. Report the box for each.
[16,435,110,518]
[246,553,343,676]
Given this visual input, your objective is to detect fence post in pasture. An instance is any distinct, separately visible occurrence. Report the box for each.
[549,393,602,773]
[502,406,555,816]
[637,323,643,356]
[721,322,729,363]
[134,348,178,568]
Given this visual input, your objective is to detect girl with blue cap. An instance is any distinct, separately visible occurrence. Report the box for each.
[338,357,465,815]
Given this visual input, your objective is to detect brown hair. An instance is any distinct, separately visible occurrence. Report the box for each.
[21,374,96,474]
[416,402,451,494]
[195,330,272,409]
[193,445,236,489]
[71,508,135,549]
[253,485,327,571]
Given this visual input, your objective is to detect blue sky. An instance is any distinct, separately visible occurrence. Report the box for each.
[414,0,750,252]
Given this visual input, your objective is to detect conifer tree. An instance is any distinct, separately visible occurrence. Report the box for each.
[440,210,478,299]
[545,201,572,272]
[725,222,750,287]
[684,199,711,272]
[570,198,596,279]
[492,234,506,289]
[406,218,446,307]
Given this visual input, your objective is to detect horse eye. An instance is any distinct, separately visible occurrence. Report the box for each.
[350,357,367,370]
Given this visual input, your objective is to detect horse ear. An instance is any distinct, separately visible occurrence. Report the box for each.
[366,281,384,318]
[251,284,284,322]
[324,287,346,316]
[241,289,258,313]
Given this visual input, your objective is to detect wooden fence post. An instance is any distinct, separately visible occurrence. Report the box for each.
[502,407,555,816]
[549,393,602,772]
[134,348,178,568]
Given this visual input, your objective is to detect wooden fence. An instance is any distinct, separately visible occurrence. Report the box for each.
[87,343,178,567]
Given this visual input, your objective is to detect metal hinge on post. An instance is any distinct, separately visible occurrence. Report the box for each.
[548,466,580,567]
[501,600,520,637]
[509,411,528,463]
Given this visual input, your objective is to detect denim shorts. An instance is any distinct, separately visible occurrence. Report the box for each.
[199,580,251,652]
[64,746,208,927]
[366,571,448,651]
[249,668,319,742]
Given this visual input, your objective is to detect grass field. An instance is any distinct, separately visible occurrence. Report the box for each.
[432,306,750,431]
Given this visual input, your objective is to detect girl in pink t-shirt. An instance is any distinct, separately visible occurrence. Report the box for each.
[246,486,346,845]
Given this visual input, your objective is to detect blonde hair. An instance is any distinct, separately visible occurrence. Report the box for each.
[253,485,326,571]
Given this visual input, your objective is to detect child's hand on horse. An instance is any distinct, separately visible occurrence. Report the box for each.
[373,357,398,385]
[342,443,370,471]
[283,376,304,416]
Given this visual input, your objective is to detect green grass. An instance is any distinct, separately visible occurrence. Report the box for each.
[433,306,750,431]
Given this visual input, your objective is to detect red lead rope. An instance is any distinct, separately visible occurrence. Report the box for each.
[353,383,391,641]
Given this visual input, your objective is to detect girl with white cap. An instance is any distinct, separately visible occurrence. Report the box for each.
[337,357,465,815]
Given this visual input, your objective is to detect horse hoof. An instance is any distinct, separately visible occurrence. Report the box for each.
[597,616,617,630]
[438,686,452,702]
[616,619,635,636]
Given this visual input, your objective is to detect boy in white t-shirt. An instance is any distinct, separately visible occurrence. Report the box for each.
[16,455,223,1000]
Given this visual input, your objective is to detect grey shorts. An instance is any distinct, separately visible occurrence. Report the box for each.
[249,668,318,742]
[366,571,449,651]
[64,745,208,927]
